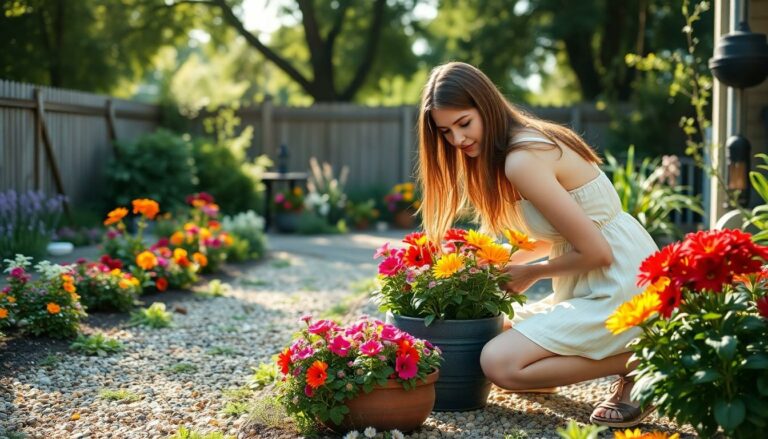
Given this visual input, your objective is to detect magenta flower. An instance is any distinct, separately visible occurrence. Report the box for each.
[329,335,351,357]
[308,319,337,336]
[275,193,285,203]
[396,351,419,379]
[304,384,314,397]
[374,242,392,259]
[379,325,401,342]
[378,256,403,276]
[359,340,383,356]
[300,314,312,324]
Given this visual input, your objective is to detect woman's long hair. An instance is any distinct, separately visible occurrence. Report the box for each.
[417,62,601,243]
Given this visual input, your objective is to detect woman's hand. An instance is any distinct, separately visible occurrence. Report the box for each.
[501,264,541,295]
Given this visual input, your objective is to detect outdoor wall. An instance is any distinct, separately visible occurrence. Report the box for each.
[747,0,768,186]
[0,79,160,207]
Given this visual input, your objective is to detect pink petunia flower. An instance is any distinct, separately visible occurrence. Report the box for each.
[379,256,404,276]
[396,351,419,379]
[374,242,393,259]
[329,335,351,357]
[359,340,383,356]
[308,319,338,336]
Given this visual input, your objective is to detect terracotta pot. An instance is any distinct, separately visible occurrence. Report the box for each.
[325,370,439,434]
[393,209,416,229]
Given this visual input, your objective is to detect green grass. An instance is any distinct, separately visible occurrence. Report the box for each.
[251,362,278,388]
[240,277,269,287]
[70,333,124,356]
[270,258,291,269]
[195,279,231,298]
[222,401,249,417]
[168,426,234,439]
[39,354,60,368]
[129,303,173,328]
[167,362,198,374]
[98,389,141,402]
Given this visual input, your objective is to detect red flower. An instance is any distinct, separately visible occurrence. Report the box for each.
[99,255,123,270]
[403,245,433,268]
[277,347,292,374]
[403,232,427,246]
[637,242,682,286]
[306,360,328,388]
[156,277,168,292]
[443,228,467,243]
[756,296,768,319]
[657,281,683,318]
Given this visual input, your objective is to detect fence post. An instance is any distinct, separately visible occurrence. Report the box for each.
[261,95,275,158]
[401,105,414,182]
[34,88,70,218]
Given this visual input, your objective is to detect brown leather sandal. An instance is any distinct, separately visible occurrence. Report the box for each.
[589,376,656,428]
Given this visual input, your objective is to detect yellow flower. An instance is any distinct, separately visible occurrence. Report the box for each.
[47,303,61,314]
[0,308,8,319]
[503,229,536,251]
[643,432,680,439]
[434,253,464,279]
[183,222,197,232]
[173,248,188,260]
[7,296,16,303]
[293,187,303,196]
[61,274,74,283]
[119,279,132,289]
[136,251,158,270]
[103,207,128,226]
[110,268,122,277]
[199,228,212,241]
[403,192,414,202]
[465,230,493,248]
[69,292,80,301]
[222,233,234,246]
[477,244,511,266]
[606,279,667,334]
[614,429,644,439]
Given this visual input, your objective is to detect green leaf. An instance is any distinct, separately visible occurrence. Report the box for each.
[424,314,435,327]
[705,335,738,361]
[742,353,768,370]
[692,369,721,384]
[758,376,768,396]
[702,312,722,320]
[714,398,746,432]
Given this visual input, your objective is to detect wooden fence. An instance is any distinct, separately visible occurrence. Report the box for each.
[242,98,624,189]
[0,79,160,208]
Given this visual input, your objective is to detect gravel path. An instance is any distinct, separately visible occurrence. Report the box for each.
[0,232,697,438]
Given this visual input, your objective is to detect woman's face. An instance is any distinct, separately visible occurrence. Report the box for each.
[430,107,483,158]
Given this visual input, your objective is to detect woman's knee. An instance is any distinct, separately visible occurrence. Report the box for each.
[480,341,523,384]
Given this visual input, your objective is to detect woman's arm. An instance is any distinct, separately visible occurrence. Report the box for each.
[502,149,613,293]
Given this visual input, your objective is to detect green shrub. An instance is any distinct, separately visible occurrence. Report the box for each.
[73,260,141,312]
[70,333,124,356]
[106,129,198,210]
[168,426,234,439]
[129,303,172,328]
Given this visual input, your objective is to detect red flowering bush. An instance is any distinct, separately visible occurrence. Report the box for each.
[606,229,768,438]
[372,229,531,324]
[274,315,442,433]
[73,258,142,312]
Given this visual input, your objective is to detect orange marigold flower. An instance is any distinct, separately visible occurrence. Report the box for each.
[110,268,122,277]
[63,282,76,294]
[606,279,666,334]
[503,229,536,251]
[208,220,221,231]
[170,231,185,246]
[193,252,208,267]
[222,233,234,246]
[47,303,61,314]
[156,277,168,292]
[104,207,128,226]
[306,360,329,388]
[477,244,511,266]
[119,279,132,289]
[136,251,158,270]
[61,274,74,283]
[7,296,16,303]
[0,308,8,319]
[69,292,80,301]
[132,198,160,220]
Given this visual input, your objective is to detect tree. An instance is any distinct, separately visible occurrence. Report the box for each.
[0,0,204,92]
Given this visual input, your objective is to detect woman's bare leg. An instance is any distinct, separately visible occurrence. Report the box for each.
[481,328,638,420]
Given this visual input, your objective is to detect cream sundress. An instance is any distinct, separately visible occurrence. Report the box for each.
[509,134,658,360]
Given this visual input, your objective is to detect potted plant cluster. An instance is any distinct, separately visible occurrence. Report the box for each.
[373,228,532,410]
[273,187,305,233]
[274,315,442,435]
[606,228,768,438]
[384,182,420,229]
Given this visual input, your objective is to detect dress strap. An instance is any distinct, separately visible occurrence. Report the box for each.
[510,136,556,145]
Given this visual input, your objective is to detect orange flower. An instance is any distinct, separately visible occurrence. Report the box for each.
[615,430,644,439]
[156,277,168,292]
[132,198,160,220]
[222,233,234,246]
[104,207,128,226]
[477,244,511,266]
[208,220,221,231]
[0,308,8,319]
[136,251,158,270]
[193,252,208,267]
[63,282,76,294]
[199,228,212,241]
[606,278,666,335]
[7,296,16,303]
[306,360,329,388]
[277,347,292,375]
[119,279,132,289]
[503,229,536,251]
[170,231,185,246]
[61,274,74,283]
[47,303,61,314]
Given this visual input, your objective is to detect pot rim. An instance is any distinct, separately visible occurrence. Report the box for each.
[388,312,503,324]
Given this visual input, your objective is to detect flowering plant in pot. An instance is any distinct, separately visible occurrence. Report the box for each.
[274,315,442,435]
[384,183,420,228]
[371,228,532,411]
[606,229,768,438]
